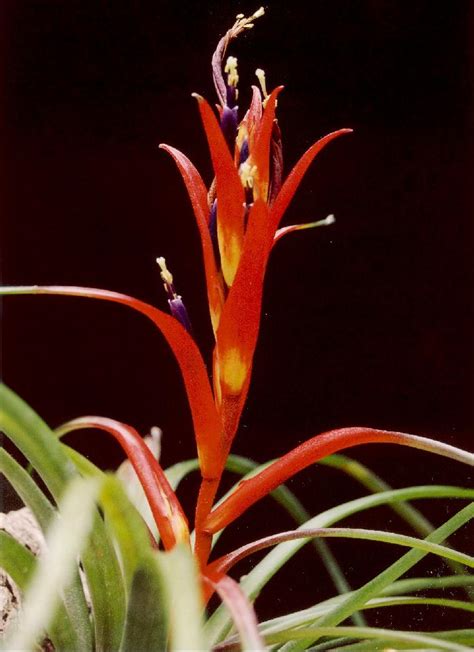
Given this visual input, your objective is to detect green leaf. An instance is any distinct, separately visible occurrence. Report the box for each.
[165,459,200,491]
[0,447,93,650]
[282,502,474,650]
[0,447,56,530]
[98,475,167,651]
[156,545,206,651]
[253,595,474,642]
[0,531,81,651]
[266,625,471,650]
[328,629,474,651]
[204,485,474,644]
[0,384,75,498]
[0,383,126,652]
[383,575,474,595]
[119,563,167,652]
[4,476,100,651]
[319,454,473,599]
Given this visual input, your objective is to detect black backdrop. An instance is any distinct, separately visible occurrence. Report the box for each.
[2,0,473,624]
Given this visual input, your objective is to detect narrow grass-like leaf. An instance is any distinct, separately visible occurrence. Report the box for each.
[250,596,474,643]
[119,563,167,652]
[319,454,433,535]
[165,459,200,491]
[382,575,474,595]
[225,455,365,624]
[99,475,156,586]
[331,629,474,651]
[263,625,471,650]
[204,486,474,644]
[0,384,126,652]
[0,384,75,498]
[0,447,93,650]
[0,530,36,588]
[282,502,474,650]
[97,476,167,651]
[156,544,206,651]
[0,531,81,651]
[5,476,99,651]
[60,443,105,478]
[319,453,473,600]
[0,447,56,529]
[210,527,474,576]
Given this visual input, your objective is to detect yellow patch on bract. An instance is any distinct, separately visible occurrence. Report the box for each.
[218,225,242,287]
[220,347,248,395]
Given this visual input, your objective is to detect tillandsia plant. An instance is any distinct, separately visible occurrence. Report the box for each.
[1,8,474,651]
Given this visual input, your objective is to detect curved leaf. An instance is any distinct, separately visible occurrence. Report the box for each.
[57,416,189,549]
[5,477,99,652]
[0,287,223,479]
[0,383,126,652]
[205,428,474,533]
[204,486,474,644]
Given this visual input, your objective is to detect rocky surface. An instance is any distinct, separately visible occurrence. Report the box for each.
[0,507,45,639]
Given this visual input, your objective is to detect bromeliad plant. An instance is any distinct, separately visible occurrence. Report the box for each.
[1,8,473,651]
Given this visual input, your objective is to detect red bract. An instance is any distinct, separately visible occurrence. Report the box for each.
[162,65,351,463]
[57,416,189,549]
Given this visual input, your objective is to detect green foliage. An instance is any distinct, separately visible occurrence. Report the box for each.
[2,384,473,650]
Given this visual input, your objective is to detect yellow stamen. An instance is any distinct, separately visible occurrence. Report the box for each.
[224,56,239,90]
[232,7,265,33]
[239,161,257,189]
[156,256,174,289]
[256,68,273,108]
[255,68,268,99]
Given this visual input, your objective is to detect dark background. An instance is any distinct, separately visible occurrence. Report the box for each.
[1,0,473,625]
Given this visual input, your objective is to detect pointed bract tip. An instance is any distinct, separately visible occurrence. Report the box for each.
[191,92,204,102]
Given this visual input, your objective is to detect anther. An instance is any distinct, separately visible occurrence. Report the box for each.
[224,56,239,89]
[239,161,257,189]
[255,68,268,99]
[156,256,174,292]
[232,7,265,33]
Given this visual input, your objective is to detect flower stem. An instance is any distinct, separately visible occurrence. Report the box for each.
[194,476,221,568]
